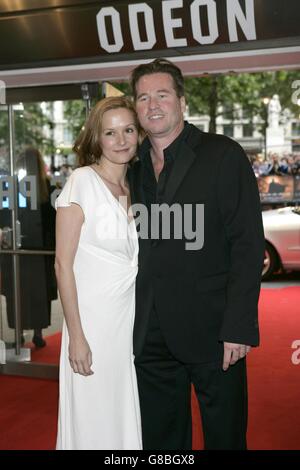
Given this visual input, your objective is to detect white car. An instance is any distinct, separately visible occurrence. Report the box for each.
[262,206,300,279]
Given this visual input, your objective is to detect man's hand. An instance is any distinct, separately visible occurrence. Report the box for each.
[223,342,251,371]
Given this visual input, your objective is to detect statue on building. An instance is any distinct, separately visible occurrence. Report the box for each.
[268,94,282,129]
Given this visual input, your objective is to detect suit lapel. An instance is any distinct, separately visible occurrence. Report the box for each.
[129,160,146,206]
[164,127,201,205]
[132,125,203,236]
[130,160,151,250]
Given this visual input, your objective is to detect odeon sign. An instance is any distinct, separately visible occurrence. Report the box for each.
[96,0,257,53]
[0,0,299,86]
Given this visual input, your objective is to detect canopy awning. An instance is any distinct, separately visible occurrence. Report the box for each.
[0,0,299,87]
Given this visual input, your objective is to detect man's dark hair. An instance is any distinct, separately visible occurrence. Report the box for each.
[130,58,185,100]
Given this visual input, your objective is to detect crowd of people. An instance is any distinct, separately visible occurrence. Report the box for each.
[250,152,300,177]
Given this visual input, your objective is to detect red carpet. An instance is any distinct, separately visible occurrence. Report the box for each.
[248,286,300,450]
[28,333,61,364]
[1,287,300,450]
[0,376,58,450]
[192,286,300,450]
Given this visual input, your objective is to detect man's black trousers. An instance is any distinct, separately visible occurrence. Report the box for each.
[134,309,248,450]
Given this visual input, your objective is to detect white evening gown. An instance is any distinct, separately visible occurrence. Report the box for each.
[55,166,142,450]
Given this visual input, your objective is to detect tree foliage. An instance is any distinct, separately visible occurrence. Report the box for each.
[0,103,52,172]
[63,100,87,144]
[1,71,299,173]
[185,71,300,132]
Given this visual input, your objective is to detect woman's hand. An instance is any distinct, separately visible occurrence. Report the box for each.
[68,335,94,376]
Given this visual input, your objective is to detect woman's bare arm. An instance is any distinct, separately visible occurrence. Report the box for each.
[55,204,93,376]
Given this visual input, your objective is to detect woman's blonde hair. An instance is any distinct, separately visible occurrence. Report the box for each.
[73,96,142,167]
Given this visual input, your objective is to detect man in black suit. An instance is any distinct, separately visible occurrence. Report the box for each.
[129,59,265,450]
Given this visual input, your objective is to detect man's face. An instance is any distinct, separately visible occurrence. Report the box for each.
[135,73,186,139]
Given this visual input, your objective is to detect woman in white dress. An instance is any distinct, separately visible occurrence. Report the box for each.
[55,97,142,450]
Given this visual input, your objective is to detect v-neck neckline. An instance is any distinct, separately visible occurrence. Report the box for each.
[88,166,134,224]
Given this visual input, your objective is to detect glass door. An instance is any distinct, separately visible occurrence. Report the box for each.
[0,86,96,377]
[0,104,14,366]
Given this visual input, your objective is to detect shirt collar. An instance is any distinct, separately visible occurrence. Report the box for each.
[164,121,191,162]
[139,121,191,162]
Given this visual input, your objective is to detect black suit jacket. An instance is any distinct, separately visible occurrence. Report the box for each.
[130,124,265,363]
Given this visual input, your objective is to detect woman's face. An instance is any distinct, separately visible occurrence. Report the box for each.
[99,108,138,165]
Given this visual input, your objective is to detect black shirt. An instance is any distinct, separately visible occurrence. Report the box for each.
[139,122,191,210]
